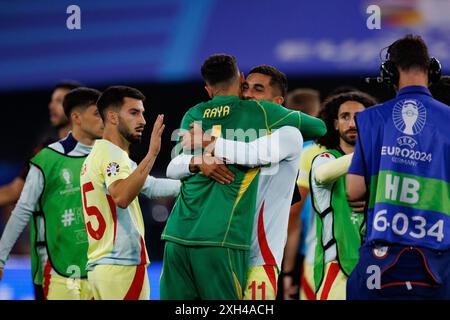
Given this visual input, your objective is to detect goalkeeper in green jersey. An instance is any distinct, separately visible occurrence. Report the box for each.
[160,54,326,299]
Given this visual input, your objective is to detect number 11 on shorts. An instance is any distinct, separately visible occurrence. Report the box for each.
[248,281,266,300]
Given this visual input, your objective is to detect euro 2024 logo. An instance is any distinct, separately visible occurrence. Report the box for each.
[60,168,72,185]
[392,99,426,148]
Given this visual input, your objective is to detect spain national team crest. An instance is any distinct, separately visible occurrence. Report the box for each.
[320,152,332,158]
[106,162,120,177]
[392,99,426,136]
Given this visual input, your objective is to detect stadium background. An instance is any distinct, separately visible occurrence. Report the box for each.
[0,0,449,299]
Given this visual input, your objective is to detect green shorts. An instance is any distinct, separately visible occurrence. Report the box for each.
[160,241,248,300]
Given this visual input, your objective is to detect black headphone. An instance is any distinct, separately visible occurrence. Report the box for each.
[380,42,442,86]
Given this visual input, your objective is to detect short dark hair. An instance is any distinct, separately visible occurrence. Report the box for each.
[201,54,239,87]
[63,87,101,119]
[248,65,288,98]
[429,75,450,106]
[318,91,378,150]
[286,88,320,115]
[54,80,84,91]
[387,34,431,73]
[96,86,146,121]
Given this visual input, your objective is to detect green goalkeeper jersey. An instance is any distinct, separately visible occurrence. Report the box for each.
[162,95,325,250]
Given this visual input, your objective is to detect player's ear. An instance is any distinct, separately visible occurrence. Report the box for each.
[239,72,245,83]
[204,85,214,99]
[70,111,80,125]
[107,110,119,125]
[273,96,284,105]
[334,118,339,131]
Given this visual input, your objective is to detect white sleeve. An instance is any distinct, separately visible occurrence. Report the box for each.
[140,176,181,199]
[314,153,353,185]
[0,165,43,267]
[214,126,303,166]
[311,153,337,186]
[166,154,195,180]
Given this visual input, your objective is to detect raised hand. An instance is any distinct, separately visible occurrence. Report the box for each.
[148,114,165,157]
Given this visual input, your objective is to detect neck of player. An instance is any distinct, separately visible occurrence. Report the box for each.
[340,140,354,155]
[212,84,240,97]
[103,126,130,153]
[72,126,97,146]
[397,70,428,90]
[58,124,71,139]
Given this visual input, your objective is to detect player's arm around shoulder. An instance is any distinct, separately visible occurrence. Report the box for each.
[258,100,299,130]
[259,100,326,140]
[213,125,303,166]
[299,112,326,140]
[262,125,303,163]
[279,126,303,160]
